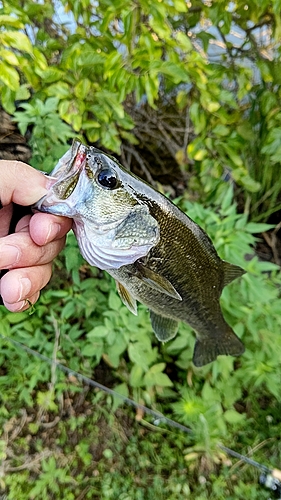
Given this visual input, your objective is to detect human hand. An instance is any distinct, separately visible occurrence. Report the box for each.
[0,160,72,312]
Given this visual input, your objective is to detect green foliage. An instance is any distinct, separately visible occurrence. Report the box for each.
[1,188,281,497]
[1,0,281,217]
[13,97,73,172]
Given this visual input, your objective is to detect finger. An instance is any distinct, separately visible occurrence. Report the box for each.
[15,214,32,233]
[29,212,72,246]
[0,263,52,308]
[0,204,13,237]
[3,291,40,313]
[0,232,66,270]
[0,160,49,206]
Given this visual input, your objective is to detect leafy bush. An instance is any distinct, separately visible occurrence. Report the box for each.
[1,0,281,217]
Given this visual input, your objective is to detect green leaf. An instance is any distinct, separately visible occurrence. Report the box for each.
[189,102,206,134]
[32,47,47,70]
[0,85,16,114]
[112,383,129,412]
[255,261,280,272]
[85,128,101,143]
[144,369,173,388]
[0,62,19,91]
[151,61,190,84]
[81,342,103,357]
[83,120,101,129]
[129,365,144,388]
[47,82,70,99]
[74,78,92,100]
[87,325,109,338]
[200,97,220,113]
[245,223,275,233]
[77,51,105,67]
[224,409,245,424]
[221,186,234,212]
[143,74,159,108]
[36,67,64,83]
[128,342,157,370]
[15,84,31,101]
[5,312,27,324]
[106,334,127,367]
[176,31,192,51]
[239,174,261,193]
[173,0,187,13]
[0,48,19,65]
[0,31,33,53]
[0,15,24,28]
[212,124,230,137]
[148,363,166,374]
[108,291,122,311]
[166,334,189,352]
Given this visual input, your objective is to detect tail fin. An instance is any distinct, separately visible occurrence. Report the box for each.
[193,329,245,367]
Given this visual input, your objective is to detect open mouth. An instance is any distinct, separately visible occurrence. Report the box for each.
[51,141,87,200]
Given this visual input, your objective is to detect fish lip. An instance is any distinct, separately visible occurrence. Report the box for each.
[35,143,87,210]
[51,142,87,183]
[88,145,104,154]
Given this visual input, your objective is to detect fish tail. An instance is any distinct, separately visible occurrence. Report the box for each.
[192,329,245,367]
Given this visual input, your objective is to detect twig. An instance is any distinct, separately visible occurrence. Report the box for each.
[262,221,281,266]
[182,104,190,162]
[50,316,61,390]
[122,145,156,185]
[4,450,53,472]
[9,409,28,441]
[36,316,61,425]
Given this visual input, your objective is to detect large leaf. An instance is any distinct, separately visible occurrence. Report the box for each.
[0,31,33,53]
[0,62,19,91]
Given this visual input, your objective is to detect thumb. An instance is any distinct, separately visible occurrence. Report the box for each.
[0,160,49,206]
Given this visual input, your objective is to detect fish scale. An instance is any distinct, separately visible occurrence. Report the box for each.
[35,140,245,367]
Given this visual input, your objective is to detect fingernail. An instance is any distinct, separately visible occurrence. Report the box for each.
[19,277,31,301]
[0,245,20,267]
[45,223,61,243]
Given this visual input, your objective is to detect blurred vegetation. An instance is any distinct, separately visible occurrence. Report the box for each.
[0,0,281,498]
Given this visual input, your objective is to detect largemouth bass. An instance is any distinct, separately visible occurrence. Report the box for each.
[35,140,245,367]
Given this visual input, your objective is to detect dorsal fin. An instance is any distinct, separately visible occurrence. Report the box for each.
[223,261,245,287]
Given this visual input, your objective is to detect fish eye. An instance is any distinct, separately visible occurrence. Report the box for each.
[97,168,118,189]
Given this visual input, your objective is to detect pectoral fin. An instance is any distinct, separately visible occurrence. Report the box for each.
[116,281,138,316]
[150,311,179,342]
[135,263,182,301]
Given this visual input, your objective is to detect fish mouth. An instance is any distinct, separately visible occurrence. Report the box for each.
[50,140,87,199]
[35,141,130,230]
[34,141,88,215]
